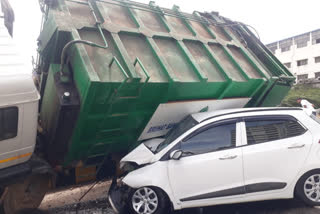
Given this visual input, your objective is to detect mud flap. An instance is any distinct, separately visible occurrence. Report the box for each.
[108,177,130,214]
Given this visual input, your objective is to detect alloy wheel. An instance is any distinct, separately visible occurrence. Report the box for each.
[132,187,159,214]
[304,174,320,202]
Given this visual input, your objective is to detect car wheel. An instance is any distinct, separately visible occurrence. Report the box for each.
[129,187,169,214]
[296,170,320,206]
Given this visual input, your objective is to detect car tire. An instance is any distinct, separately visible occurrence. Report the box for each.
[295,169,320,206]
[128,186,170,214]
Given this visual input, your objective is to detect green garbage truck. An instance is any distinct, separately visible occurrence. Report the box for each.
[0,0,295,212]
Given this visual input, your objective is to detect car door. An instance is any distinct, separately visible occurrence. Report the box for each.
[167,119,245,207]
[241,115,312,195]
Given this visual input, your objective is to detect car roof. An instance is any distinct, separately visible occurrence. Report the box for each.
[191,107,303,122]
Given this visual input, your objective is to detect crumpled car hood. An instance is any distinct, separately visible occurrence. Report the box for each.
[120,138,164,165]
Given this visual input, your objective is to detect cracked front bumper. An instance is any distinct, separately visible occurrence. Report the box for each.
[108,177,130,214]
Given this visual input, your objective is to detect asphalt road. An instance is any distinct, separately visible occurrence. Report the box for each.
[18,199,319,214]
[181,200,320,214]
[13,180,319,214]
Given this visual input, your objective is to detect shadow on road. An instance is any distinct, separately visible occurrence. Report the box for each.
[176,199,320,214]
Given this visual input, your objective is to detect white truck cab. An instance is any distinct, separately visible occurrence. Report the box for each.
[0,5,53,213]
[0,22,39,170]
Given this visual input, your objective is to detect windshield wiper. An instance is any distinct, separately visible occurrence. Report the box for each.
[155,142,163,153]
[145,145,152,150]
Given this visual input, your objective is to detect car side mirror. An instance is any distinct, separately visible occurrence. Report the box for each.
[170,150,183,160]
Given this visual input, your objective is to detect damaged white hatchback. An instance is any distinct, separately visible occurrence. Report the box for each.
[108,107,320,214]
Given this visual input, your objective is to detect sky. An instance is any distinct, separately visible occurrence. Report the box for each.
[4,0,320,70]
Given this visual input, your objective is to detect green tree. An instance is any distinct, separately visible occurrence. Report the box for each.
[281,85,320,108]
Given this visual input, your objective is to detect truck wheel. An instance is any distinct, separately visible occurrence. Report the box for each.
[2,174,50,214]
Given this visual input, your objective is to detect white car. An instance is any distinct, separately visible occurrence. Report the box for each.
[108,107,320,214]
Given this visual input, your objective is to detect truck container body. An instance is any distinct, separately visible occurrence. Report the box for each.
[36,0,295,167]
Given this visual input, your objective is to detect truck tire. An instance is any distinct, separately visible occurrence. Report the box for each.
[1,174,50,214]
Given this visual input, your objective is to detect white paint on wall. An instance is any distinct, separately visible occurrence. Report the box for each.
[268,31,320,80]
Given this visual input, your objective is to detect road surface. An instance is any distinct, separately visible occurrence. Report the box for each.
[16,180,320,214]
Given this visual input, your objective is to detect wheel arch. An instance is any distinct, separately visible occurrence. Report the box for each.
[129,185,174,213]
[124,181,178,210]
[122,163,180,209]
[148,185,174,210]
[294,168,320,196]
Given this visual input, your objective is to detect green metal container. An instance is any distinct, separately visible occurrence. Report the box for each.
[37,0,295,166]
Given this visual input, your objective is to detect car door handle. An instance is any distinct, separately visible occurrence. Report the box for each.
[288,144,305,149]
[219,155,237,160]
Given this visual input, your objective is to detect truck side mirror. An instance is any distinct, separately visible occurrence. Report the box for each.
[170,150,183,160]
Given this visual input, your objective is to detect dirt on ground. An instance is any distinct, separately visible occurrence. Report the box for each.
[39,180,112,211]
[17,180,320,214]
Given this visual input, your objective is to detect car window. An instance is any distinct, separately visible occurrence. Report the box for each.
[0,107,18,141]
[245,119,306,145]
[181,123,236,156]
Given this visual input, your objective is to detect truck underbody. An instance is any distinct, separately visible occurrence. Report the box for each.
[0,155,53,213]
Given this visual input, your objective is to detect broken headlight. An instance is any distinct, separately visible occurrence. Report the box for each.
[120,162,139,173]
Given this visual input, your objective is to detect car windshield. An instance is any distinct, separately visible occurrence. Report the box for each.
[155,115,199,153]
[310,114,320,124]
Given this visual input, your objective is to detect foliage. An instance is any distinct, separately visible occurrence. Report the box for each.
[281,85,320,108]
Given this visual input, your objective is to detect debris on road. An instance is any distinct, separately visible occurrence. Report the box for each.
[39,180,112,212]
